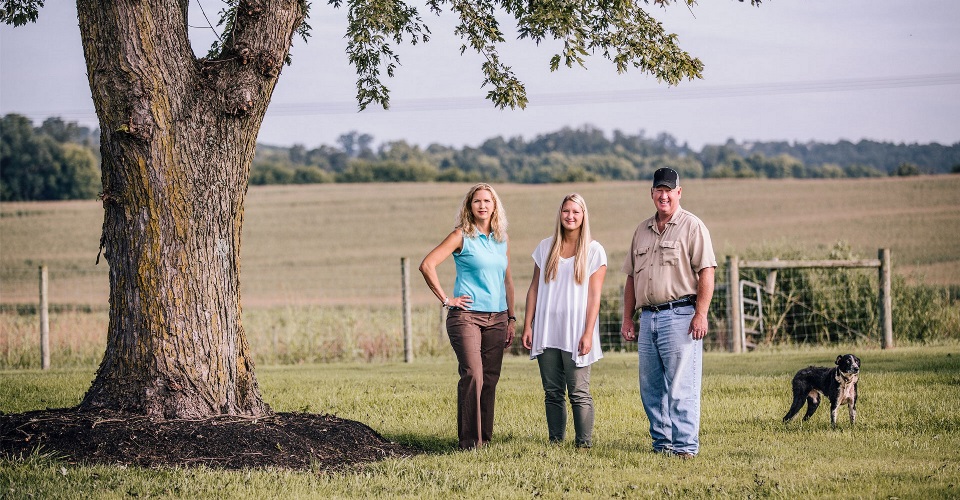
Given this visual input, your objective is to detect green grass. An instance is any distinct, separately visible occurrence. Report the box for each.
[3,346,959,498]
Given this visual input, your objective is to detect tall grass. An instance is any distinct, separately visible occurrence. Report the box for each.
[0,306,450,369]
[711,242,960,347]
[2,178,959,368]
[0,310,108,369]
[2,279,957,370]
[2,346,959,498]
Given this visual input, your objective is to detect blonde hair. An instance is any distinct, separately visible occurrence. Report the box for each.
[543,193,592,285]
[455,183,508,242]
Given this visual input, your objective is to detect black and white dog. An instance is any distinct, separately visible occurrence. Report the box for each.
[783,354,860,428]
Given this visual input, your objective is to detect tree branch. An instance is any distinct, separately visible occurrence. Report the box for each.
[0,0,45,26]
[205,0,308,116]
[334,0,761,110]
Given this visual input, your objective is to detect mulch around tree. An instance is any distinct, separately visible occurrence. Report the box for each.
[0,408,420,470]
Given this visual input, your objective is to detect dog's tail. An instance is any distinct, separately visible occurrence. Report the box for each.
[783,386,807,423]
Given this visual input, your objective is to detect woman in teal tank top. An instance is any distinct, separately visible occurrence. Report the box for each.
[420,183,516,450]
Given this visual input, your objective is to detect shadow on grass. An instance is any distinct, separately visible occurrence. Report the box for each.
[385,433,459,454]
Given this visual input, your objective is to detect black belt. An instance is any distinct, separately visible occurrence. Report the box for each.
[641,296,696,312]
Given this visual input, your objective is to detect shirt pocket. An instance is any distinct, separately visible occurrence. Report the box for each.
[632,246,651,274]
[660,240,680,266]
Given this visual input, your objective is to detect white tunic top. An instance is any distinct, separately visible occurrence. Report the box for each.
[528,237,607,367]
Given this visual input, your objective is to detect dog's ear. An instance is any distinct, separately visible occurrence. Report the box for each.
[854,354,861,364]
[836,355,843,365]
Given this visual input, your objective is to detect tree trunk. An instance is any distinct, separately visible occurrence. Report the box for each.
[76,0,304,419]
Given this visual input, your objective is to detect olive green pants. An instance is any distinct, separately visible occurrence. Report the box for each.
[536,348,594,447]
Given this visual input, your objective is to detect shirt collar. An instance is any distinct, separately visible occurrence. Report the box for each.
[647,207,684,228]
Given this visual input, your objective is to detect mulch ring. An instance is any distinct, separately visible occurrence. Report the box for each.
[0,408,420,470]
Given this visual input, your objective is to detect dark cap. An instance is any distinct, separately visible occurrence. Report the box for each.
[653,168,679,189]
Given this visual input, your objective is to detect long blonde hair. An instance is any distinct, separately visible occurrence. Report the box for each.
[455,183,508,242]
[543,193,592,285]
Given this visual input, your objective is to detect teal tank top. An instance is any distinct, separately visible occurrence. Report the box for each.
[453,232,508,313]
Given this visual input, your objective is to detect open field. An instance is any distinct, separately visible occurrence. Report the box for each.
[2,176,959,308]
[2,177,959,368]
[2,346,959,498]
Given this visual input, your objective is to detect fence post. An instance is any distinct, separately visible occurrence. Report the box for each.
[764,257,779,295]
[726,256,743,353]
[401,257,414,363]
[39,265,51,370]
[879,248,894,349]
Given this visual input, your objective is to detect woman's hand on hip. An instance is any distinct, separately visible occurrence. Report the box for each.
[448,295,472,309]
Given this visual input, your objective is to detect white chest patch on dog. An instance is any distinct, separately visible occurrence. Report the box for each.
[835,374,858,405]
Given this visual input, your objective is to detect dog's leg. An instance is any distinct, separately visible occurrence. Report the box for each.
[849,386,858,425]
[801,392,820,422]
[829,394,844,429]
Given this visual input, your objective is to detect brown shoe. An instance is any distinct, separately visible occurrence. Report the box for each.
[674,452,696,459]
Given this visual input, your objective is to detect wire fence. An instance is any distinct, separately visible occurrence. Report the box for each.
[0,258,890,369]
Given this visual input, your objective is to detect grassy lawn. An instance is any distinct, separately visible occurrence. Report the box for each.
[2,345,959,498]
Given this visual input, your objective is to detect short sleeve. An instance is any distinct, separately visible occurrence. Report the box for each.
[532,237,551,269]
[588,241,607,275]
[689,219,717,272]
[621,247,633,276]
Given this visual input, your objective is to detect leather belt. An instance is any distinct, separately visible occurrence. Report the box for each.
[641,296,696,312]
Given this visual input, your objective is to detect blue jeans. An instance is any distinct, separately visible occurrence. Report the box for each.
[637,304,702,455]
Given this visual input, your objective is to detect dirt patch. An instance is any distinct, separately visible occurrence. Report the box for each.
[0,408,419,470]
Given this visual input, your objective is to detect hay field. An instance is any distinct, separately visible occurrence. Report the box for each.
[2,176,959,307]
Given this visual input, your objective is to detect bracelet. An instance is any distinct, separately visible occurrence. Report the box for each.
[508,316,516,322]
[442,297,449,307]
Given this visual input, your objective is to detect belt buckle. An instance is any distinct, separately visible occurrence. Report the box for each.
[661,298,681,311]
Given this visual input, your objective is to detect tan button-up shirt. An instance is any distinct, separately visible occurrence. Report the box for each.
[620,207,717,308]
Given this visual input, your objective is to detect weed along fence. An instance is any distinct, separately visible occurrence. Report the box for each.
[2,252,897,368]
[722,249,894,353]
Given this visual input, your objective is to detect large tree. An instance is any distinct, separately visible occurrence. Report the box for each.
[1,0,757,419]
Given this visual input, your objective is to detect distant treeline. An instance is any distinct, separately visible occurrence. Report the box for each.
[3,114,960,201]
[1,115,101,201]
[253,128,960,185]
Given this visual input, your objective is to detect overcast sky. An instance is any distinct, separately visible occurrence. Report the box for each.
[2,1,959,150]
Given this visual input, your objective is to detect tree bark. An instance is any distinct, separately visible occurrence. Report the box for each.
[76,0,304,419]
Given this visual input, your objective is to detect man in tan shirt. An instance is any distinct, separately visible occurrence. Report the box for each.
[620,167,717,459]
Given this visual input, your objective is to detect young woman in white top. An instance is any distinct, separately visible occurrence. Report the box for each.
[521,193,607,448]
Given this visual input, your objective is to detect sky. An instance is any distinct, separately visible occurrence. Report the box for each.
[2,1,959,151]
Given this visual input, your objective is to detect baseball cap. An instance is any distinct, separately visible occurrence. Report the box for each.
[653,168,679,189]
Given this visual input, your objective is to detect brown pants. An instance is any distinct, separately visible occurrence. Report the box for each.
[445,309,508,449]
